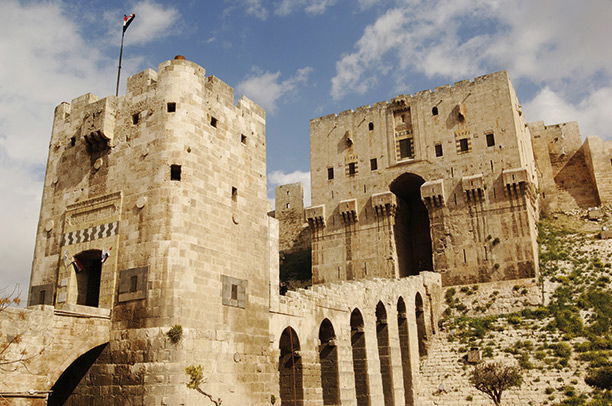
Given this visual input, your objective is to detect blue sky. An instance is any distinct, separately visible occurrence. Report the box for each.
[1,0,611,299]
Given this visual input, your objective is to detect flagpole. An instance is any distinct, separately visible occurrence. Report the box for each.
[115,30,125,97]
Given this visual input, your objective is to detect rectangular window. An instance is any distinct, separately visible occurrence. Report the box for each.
[222,275,247,308]
[232,187,237,201]
[327,167,334,180]
[231,284,238,300]
[240,134,247,144]
[167,102,176,113]
[486,133,495,147]
[348,162,357,175]
[435,144,443,157]
[210,117,218,128]
[39,290,46,305]
[129,275,138,293]
[458,138,469,152]
[132,113,139,125]
[398,138,414,159]
[370,158,378,170]
[170,164,181,181]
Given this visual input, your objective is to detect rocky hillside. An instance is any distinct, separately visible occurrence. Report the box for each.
[417,209,611,406]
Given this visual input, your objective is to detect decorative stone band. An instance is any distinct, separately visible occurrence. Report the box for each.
[305,205,326,229]
[62,221,119,246]
[420,179,445,208]
[372,191,397,217]
[461,174,485,203]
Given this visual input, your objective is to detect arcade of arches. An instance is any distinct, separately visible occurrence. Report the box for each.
[277,292,433,406]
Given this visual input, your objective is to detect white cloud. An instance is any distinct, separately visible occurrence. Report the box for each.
[237,66,313,113]
[245,0,269,19]
[331,0,612,139]
[122,1,180,46]
[268,170,311,207]
[276,0,336,16]
[0,0,179,303]
[524,87,612,140]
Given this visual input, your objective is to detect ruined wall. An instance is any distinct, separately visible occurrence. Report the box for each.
[308,71,539,286]
[274,183,310,253]
[28,57,275,405]
[529,121,610,213]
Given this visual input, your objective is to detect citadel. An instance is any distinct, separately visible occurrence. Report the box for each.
[0,56,610,405]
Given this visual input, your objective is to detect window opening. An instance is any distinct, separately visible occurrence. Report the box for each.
[398,138,414,159]
[486,133,495,147]
[232,187,238,201]
[348,162,357,176]
[167,102,176,113]
[210,116,218,128]
[458,138,469,152]
[368,122,374,131]
[231,284,238,300]
[170,165,181,181]
[435,144,443,157]
[370,158,378,170]
[132,113,139,125]
[129,275,138,293]
[39,290,46,305]
[241,134,247,144]
[327,167,334,180]
[432,106,438,116]
[70,136,76,147]
[286,203,290,209]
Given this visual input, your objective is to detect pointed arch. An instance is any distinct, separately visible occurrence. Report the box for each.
[397,297,414,405]
[279,327,303,406]
[319,318,340,405]
[376,302,394,406]
[350,308,370,406]
[415,292,427,357]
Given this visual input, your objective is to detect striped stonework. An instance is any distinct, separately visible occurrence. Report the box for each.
[62,221,119,246]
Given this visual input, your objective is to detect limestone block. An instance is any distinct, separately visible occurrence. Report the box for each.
[588,208,603,220]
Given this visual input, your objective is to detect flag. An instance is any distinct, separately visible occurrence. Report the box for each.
[101,247,112,264]
[123,13,136,33]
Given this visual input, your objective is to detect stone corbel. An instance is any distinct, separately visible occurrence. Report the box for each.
[372,192,397,217]
[462,174,485,203]
[502,168,531,198]
[305,205,326,230]
[81,97,117,153]
[421,179,445,208]
[339,199,358,224]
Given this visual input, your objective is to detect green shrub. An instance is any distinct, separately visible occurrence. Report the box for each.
[585,366,612,390]
[166,324,183,344]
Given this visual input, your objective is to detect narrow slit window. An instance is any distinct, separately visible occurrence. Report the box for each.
[39,290,46,305]
[231,284,238,300]
[286,203,290,209]
[368,122,374,131]
[132,113,139,125]
[327,167,334,180]
[435,143,443,157]
[370,158,378,170]
[170,164,181,181]
[348,162,357,176]
[129,275,138,293]
[486,133,495,147]
[240,134,247,144]
[210,116,218,128]
[70,136,76,147]
[232,187,238,201]
[167,102,176,113]
[432,106,439,116]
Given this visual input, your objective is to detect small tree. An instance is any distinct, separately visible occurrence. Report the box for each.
[185,364,222,405]
[470,361,523,406]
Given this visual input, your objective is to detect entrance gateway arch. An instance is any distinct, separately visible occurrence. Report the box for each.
[390,172,434,277]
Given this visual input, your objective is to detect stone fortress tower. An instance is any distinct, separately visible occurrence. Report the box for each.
[12,55,609,405]
[27,56,276,404]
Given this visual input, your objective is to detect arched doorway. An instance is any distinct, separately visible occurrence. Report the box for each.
[73,250,103,307]
[319,319,340,405]
[415,293,427,357]
[350,308,370,406]
[279,327,304,406]
[376,302,394,406]
[397,297,414,405]
[48,343,107,406]
[389,173,433,277]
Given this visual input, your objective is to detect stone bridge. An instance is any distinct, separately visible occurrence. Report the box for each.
[0,305,110,405]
